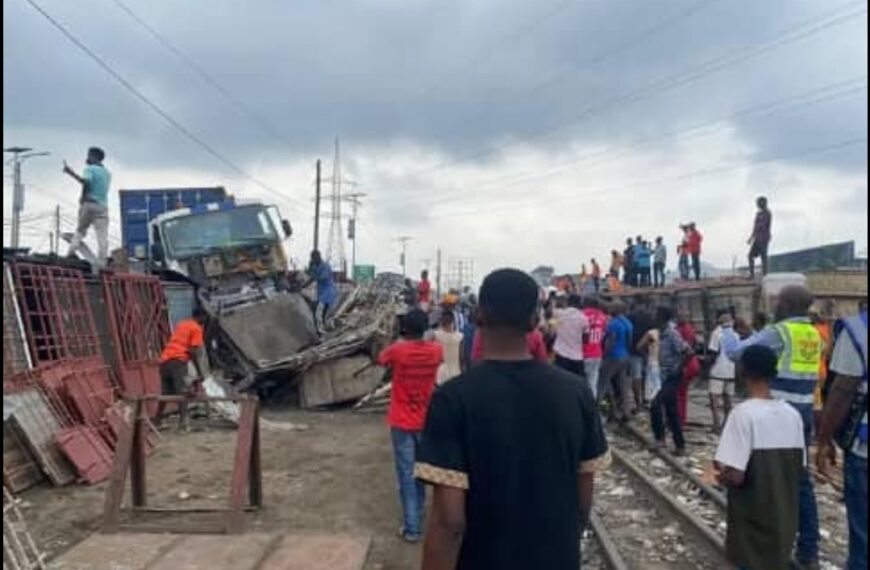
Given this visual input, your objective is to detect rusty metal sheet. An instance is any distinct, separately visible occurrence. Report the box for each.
[5,388,76,486]
[56,425,114,485]
[102,273,170,410]
[11,262,101,366]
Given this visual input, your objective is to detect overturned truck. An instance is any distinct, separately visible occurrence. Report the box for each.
[147,199,399,401]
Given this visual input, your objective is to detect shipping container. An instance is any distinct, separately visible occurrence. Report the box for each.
[119,187,228,257]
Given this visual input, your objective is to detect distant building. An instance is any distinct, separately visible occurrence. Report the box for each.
[768,241,861,273]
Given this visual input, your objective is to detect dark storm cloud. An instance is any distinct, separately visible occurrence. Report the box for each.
[3,0,868,175]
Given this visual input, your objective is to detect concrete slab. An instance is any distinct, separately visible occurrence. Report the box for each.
[148,533,279,570]
[49,532,371,570]
[259,534,371,570]
[49,533,181,570]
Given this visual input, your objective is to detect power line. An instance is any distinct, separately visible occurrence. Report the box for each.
[422,135,867,222]
[401,76,867,208]
[108,0,299,151]
[428,0,722,145]
[21,0,305,212]
[395,0,867,182]
[419,0,580,94]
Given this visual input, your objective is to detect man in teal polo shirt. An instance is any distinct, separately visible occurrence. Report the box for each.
[64,146,111,263]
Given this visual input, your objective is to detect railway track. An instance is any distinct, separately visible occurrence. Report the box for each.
[583,443,729,569]
[606,417,847,569]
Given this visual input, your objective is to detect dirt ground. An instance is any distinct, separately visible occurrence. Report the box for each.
[17,388,850,570]
[18,405,421,569]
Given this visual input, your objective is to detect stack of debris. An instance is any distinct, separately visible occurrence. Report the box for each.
[273,275,404,409]
[3,360,158,488]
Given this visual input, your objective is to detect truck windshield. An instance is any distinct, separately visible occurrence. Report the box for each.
[161,205,278,257]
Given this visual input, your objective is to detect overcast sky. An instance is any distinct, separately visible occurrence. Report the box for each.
[4,0,868,282]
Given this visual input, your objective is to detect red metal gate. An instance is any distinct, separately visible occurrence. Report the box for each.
[102,273,170,402]
[11,262,101,367]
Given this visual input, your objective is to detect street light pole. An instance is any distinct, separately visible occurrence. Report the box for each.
[5,147,50,249]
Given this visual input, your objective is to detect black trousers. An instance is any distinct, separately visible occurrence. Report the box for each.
[691,253,701,281]
[554,354,583,376]
[653,262,666,287]
[651,374,685,449]
[639,267,651,288]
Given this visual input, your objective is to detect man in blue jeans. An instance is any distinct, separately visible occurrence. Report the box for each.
[378,309,443,542]
[817,306,867,570]
[722,286,824,569]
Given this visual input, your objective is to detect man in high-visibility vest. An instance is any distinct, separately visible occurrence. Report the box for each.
[817,304,868,570]
[721,285,824,570]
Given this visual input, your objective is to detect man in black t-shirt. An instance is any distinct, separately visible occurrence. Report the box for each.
[415,268,610,570]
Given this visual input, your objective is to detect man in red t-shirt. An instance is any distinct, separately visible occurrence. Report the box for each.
[685,222,703,281]
[378,308,443,542]
[417,270,432,312]
[582,297,609,400]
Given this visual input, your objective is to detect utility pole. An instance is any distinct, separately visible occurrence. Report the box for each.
[4,147,49,249]
[54,205,61,256]
[395,236,413,277]
[325,138,349,274]
[313,159,321,252]
[436,248,442,300]
[343,192,367,278]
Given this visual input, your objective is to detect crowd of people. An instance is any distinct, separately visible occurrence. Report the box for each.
[575,195,774,293]
[377,266,866,570]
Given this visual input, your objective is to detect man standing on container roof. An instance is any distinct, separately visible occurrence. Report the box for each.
[63,146,111,264]
[721,285,825,570]
[748,196,773,278]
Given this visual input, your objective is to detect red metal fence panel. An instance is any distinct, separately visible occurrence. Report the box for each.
[11,263,100,367]
[102,273,171,403]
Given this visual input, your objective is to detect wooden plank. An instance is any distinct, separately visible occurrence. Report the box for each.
[226,401,256,534]
[249,406,262,508]
[131,404,147,507]
[101,402,136,533]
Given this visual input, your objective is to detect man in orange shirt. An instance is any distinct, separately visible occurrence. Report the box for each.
[157,307,207,429]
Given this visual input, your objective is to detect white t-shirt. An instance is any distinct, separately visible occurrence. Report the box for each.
[708,325,736,380]
[643,329,661,372]
[715,399,806,471]
[553,308,589,362]
[433,329,463,385]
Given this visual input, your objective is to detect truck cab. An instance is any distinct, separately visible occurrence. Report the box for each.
[149,199,291,289]
[148,199,318,390]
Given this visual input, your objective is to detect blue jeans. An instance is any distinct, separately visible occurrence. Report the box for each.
[795,405,820,562]
[845,452,868,570]
[391,428,425,538]
[584,358,601,400]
